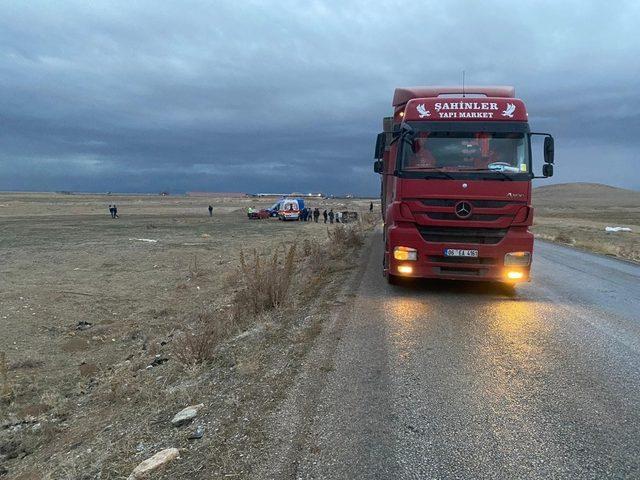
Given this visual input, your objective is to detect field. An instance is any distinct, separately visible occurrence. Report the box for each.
[0,193,374,479]
[532,183,640,262]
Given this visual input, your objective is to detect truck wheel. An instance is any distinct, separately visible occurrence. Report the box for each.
[500,282,517,296]
[387,273,401,285]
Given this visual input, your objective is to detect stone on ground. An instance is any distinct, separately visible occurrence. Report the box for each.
[127,448,180,479]
[171,403,204,426]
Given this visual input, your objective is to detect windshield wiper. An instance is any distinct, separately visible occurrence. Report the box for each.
[416,168,456,180]
[457,168,514,181]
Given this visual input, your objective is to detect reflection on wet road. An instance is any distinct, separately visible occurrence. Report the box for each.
[286,236,640,479]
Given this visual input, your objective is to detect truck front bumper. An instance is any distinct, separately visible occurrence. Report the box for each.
[386,224,533,283]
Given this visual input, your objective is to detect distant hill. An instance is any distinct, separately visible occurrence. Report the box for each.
[534,183,640,209]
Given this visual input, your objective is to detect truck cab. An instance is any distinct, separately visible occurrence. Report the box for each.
[374,86,554,284]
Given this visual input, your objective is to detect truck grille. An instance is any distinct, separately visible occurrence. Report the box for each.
[427,255,497,265]
[437,266,483,276]
[418,227,507,244]
[425,212,502,221]
[421,199,521,208]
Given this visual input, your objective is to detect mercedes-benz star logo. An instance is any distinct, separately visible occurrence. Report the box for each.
[455,201,472,219]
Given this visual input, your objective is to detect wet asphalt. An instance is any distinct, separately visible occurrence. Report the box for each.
[259,236,640,479]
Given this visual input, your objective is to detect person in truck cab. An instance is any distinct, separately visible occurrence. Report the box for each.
[457,139,482,168]
[405,136,437,169]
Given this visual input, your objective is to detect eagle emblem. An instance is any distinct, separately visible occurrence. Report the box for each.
[416,103,431,118]
[501,103,516,118]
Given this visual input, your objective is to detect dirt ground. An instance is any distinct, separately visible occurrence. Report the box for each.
[532,183,640,262]
[0,193,375,479]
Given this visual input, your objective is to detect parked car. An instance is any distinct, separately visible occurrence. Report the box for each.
[340,211,359,223]
[248,209,270,219]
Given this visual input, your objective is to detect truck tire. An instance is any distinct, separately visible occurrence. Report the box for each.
[387,273,401,285]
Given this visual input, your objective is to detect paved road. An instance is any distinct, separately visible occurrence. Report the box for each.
[259,236,640,479]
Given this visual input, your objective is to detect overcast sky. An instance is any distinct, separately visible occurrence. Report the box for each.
[1,0,639,195]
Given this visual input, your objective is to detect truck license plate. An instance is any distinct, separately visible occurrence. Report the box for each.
[444,249,478,257]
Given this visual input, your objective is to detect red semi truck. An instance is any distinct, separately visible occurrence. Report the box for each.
[373,86,554,285]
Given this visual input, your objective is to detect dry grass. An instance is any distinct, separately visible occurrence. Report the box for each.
[327,224,364,248]
[1,351,13,405]
[301,238,325,273]
[236,244,297,315]
[358,212,380,229]
[173,311,234,366]
[533,183,639,262]
[537,231,639,262]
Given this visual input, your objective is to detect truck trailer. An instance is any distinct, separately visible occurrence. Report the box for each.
[374,86,555,285]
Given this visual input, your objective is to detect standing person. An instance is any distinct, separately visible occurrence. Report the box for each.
[306,208,312,222]
[113,205,119,218]
[208,205,213,217]
[323,209,328,224]
[313,208,320,223]
[328,209,334,224]
[370,201,374,212]
[108,205,114,218]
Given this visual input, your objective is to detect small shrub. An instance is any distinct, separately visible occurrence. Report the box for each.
[173,311,232,366]
[327,225,364,248]
[236,244,297,315]
[301,238,314,256]
[301,239,325,273]
[1,352,13,405]
[188,254,205,279]
[359,212,379,229]
[554,232,574,244]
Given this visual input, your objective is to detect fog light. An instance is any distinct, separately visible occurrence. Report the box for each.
[394,246,418,261]
[397,265,413,275]
[504,251,531,266]
[506,270,524,280]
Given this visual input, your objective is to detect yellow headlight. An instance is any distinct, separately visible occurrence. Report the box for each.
[506,270,524,280]
[394,246,418,261]
[397,265,413,274]
[504,251,531,266]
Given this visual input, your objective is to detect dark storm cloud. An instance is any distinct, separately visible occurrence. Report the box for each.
[1,0,639,194]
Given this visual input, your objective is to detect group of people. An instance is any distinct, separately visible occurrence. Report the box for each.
[108,201,375,222]
[297,208,344,224]
[108,205,119,218]
[299,207,317,222]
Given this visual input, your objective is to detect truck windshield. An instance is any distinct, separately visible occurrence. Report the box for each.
[401,132,529,175]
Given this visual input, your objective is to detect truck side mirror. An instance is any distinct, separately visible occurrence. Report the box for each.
[400,123,417,153]
[373,160,383,174]
[544,136,554,164]
[531,132,555,179]
[374,132,385,159]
